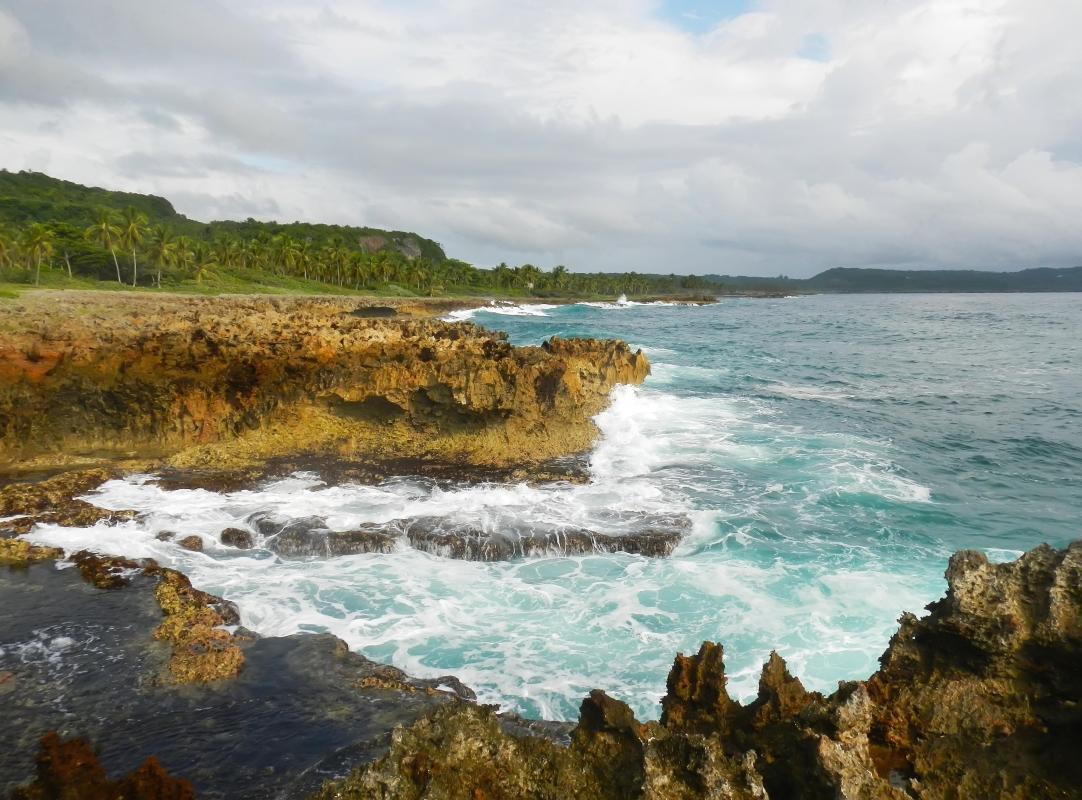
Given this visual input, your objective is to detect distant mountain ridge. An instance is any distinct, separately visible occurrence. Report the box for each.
[702,265,1082,294]
[0,170,446,262]
[803,266,1082,293]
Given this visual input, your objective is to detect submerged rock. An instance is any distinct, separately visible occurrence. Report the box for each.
[0,539,63,568]
[404,515,688,560]
[0,563,458,799]
[247,512,687,560]
[251,513,398,558]
[0,468,138,539]
[0,468,122,517]
[64,550,246,683]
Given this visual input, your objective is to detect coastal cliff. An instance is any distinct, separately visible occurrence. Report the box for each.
[0,292,649,478]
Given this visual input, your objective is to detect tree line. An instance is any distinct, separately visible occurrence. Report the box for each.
[0,207,711,297]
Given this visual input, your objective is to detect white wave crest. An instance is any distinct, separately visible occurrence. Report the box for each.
[442,302,558,322]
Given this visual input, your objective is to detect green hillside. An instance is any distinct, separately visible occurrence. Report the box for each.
[0,170,447,263]
[0,170,698,298]
[4,169,1077,298]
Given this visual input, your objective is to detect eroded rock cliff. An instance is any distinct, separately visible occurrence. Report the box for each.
[315,541,1082,800]
[0,293,648,477]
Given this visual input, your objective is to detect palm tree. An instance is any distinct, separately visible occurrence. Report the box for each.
[372,251,395,285]
[85,210,123,284]
[120,207,148,287]
[422,260,446,296]
[23,224,54,286]
[190,242,219,285]
[212,237,241,271]
[173,236,195,276]
[296,240,315,282]
[349,251,370,289]
[0,226,16,279]
[146,226,177,287]
[493,263,514,289]
[517,263,541,292]
[271,234,301,277]
[551,264,569,291]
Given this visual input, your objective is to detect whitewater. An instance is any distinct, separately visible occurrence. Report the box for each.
[23,293,1082,721]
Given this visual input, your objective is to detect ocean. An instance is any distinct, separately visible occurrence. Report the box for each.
[25,293,1082,721]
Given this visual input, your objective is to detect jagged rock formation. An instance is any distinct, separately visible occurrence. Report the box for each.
[0,293,648,477]
[315,541,1082,799]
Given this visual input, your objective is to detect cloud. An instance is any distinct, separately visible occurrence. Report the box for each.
[0,0,1080,275]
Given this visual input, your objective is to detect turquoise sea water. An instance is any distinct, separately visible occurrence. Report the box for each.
[27,293,1082,720]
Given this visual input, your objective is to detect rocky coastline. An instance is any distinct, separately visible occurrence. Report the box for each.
[0,292,648,481]
[3,522,1079,798]
[1,292,1079,799]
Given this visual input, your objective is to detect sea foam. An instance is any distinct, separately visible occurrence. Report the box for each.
[21,377,945,720]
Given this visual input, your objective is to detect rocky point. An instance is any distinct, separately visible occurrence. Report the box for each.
[0,293,649,479]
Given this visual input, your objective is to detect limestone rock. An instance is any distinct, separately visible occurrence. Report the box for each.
[0,294,650,476]
[316,541,1082,800]
[0,538,63,567]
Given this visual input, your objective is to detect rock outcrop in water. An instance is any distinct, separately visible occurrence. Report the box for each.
[246,511,689,560]
[316,541,1082,799]
[0,560,468,799]
[0,293,649,478]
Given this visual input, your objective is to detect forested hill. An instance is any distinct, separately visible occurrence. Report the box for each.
[804,266,1082,292]
[0,169,688,297]
[0,170,446,262]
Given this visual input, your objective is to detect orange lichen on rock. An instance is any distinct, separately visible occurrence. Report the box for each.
[10,732,195,800]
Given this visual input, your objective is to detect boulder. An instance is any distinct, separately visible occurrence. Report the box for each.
[177,536,203,552]
[220,527,254,549]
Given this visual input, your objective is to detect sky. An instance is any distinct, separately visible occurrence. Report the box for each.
[1,0,1080,276]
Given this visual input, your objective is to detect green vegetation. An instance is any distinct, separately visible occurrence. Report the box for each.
[0,170,713,298]
[8,170,1073,297]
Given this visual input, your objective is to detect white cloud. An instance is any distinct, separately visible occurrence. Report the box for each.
[0,0,1079,275]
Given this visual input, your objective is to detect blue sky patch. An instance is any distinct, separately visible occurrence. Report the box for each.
[657,0,754,34]
[798,33,831,62]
